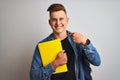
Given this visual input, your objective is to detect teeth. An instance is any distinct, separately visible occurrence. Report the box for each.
[58,26,62,27]
[58,24,63,27]
[56,25,62,27]
[55,24,63,28]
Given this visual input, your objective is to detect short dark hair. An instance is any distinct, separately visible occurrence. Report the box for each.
[47,3,67,14]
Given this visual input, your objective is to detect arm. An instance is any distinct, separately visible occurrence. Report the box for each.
[82,42,101,66]
[70,32,101,66]
[30,46,55,80]
[30,46,67,80]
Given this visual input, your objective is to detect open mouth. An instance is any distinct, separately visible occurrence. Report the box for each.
[55,24,64,29]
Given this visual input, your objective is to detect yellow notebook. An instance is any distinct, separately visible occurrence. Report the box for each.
[38,39,68,74]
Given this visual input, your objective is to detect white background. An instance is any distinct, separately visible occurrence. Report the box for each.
[0,0,120,80]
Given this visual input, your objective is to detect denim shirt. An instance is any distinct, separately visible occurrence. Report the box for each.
[30,31,101,80]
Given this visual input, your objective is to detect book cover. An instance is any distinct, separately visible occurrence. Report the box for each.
[38,39,68,74]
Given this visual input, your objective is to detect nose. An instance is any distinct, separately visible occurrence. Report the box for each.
[56,19,60,25]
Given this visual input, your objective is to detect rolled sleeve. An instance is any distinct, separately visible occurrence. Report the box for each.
[83,43,101,66]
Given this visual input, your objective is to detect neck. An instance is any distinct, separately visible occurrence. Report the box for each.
[53,31,68,40]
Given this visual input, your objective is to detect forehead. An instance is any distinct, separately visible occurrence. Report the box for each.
[50,10,67,18]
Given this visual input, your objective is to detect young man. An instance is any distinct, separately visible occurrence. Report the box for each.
[30,3,101,80]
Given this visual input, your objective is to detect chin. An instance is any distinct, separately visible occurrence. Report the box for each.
[54,30,63,34]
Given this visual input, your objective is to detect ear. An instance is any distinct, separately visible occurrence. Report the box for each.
[67,17,69,23]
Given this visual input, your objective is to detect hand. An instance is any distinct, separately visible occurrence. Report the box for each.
[69,32,87,45]
[52,50,67,69]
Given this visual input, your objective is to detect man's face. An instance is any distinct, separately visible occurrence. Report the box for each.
[49,10,69,34]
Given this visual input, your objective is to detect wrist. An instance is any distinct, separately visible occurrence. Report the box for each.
[51,60,59,69]
[82,38,90,46]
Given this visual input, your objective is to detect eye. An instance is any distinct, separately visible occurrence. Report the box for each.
[51,18,57,22]
[60,18,64,21]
